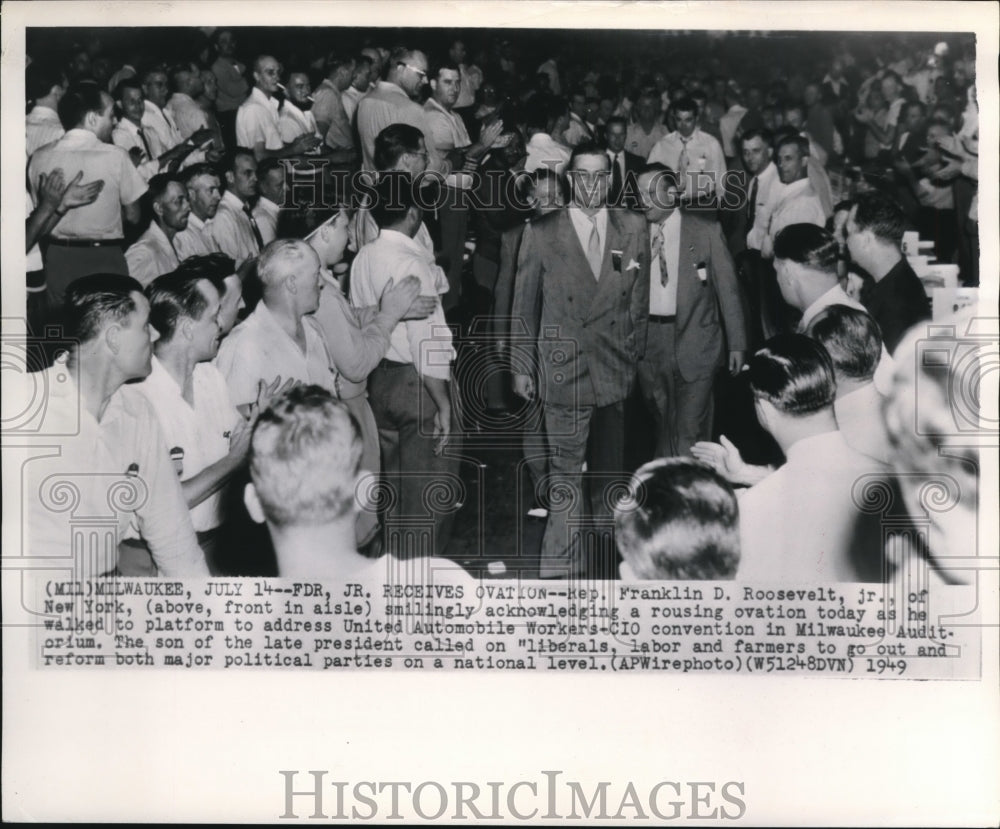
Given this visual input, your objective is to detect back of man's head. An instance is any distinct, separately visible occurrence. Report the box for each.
[146,271,214,345]
[370,172,419,229]
[773,223,840,274]
[806,305,883,385]
[748,333,837,417]
[373,123,424,171]
[57,82,105,131]
[257,238,310,290]
[249,385,363,527]
[615,458,740,579]
[27,61,65,104]
[850,190,907,247]
[63,273,144,345]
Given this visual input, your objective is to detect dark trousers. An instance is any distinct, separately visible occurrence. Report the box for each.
[439,187,469,312]
[539,399,626,578]
[217,109,239,155]
[368,361,461,558]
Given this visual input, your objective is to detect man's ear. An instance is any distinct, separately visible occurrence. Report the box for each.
[179,316,195,342]
[243,482,266,524]
[152,200,165,221]
[105,323,123,355]
[225,171,235,188]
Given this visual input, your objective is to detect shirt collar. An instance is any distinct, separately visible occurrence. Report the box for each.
[30,104,60,119]
[257,196,280,215]
[378,227,428,256]
[251,86,279,110]
[782,176,813,198]
[799,283,849,330]
[168,92,195,107]
[222,190,249,211]
[784,430,845,463]
[60,128,100,145]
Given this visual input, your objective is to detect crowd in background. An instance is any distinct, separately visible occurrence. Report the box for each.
[20,27,983,585]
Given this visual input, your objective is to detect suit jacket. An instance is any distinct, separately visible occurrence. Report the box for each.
[512,208,650,408]
[493,222,527,338]
[661,211,748,382]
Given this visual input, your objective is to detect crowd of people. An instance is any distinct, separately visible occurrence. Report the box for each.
[20,27,982,586]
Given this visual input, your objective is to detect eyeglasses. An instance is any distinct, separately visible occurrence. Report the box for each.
[401,63,428,79]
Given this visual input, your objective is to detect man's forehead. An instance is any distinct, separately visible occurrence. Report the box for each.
[571,153,610,171]
[191,173,220,189]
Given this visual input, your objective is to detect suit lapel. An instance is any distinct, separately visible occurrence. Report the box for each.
[587,209,631,318]
[553,210,600,303]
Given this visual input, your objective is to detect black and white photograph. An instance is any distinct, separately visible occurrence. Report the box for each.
[2,1,998,823]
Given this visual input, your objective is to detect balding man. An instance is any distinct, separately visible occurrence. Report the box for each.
[165,61,212,143]
[215,238,336,410]
[236,55,321,161]
[174,163,222,259]
[356,46,447,175]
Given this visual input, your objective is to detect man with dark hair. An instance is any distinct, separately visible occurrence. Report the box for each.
[648,96,726,202]
[26,61,66,158]
[174,252,244,337]
[625,92,668,160]
[604,116,644,208]
[125,174,191,285]
[761,132,827,258]
[25,273,209,577]
[253,157,285,246]
[141,66,214,165]
[311,53,356,160]
[278,67,323,150]
[357,47,445,174]
[806,304,892,463]
[341,55,372,125]
[349,176,459,558]
[614,458,739,580]
[844,191,930,353]
[174,163,223,258]
[560,88,595,147]
[165,61,212,146]
[635,162,746,458]
[209,148,262,267]
[737,334,886,582]
[28,83,148,305]
[210,29,249,149]
[121,271,249,571]
[512,144,650,578]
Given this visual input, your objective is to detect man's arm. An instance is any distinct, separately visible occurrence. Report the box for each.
[510,222,544,398]
[707,219,748,366]
[180,415,252,508]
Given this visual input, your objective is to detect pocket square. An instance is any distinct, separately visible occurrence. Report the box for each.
[625,259,641,271]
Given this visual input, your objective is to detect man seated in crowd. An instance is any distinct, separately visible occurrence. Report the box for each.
[174,163,222,259]
[125,173,191,285]
[734,335,887,582]
[311,53,356,162]
[121,270,250,572]
[277,67,324,151]
[614,458,740,580]
[25,274,209,577]
[246,385,473,588]
[252,157,285,246]
[209,148,263,267]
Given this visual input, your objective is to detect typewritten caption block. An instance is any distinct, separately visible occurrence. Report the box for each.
[29,577,979,678]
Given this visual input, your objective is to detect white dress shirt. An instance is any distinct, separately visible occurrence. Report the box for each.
[165,92,209,142]
[278,99,321,146]
[111,117,162,182]
[173,213,219,260]
[745,161,781,252]
[568,206,609,280]
[737,430,887,583]
[342,85,366,126]
[761,177,827,258]
[28,129,147,240]
[648,210,681,316]
[125,221,180,286]
[209,190,261,267]
[625,121,668,160]
[235,86,283,151]
[26,104,65,159]
[215,301,337,407]
[647,128,726,198]
[311,80,353,151]
[252,196,280,246]
[349,229,454,381]
[834,382,892,464]
[123,357,242,531]
[24,356,208,577]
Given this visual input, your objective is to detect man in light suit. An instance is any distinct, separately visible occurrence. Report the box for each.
[636,163,747,458]
[512,144,650,578]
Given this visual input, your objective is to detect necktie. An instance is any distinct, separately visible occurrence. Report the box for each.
[651,222,669,287]
[747,175,758,228]
[678,137,690,193]
[136,126,153,159]
[611,152,623,203]
[586,215,602,280]
[243,203,265,251]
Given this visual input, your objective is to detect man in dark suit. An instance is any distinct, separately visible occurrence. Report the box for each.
[512,144,650,578]
[636,163,747,458]
[604,116,644,209]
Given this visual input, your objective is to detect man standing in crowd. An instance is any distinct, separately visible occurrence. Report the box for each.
[635,163,746,458]
[29,84,147,305]
[125,174,190,285]
[626,92,668,160]
[236,55,321,161]
[604,116,644,209]
[141,67,213,167]
[844,191,931,354]
[253,158,285,246]
[211,28,250,149]
[112,79,198,182]
[648,96,726,204]
[761,134,828,259]
[209,148,262,267]
[165,62,211,144]
[122,271,250,572]
[25,62,66,158]
[311,54,356,162]
[523,95,571,175]
[350,177,459,559]
[560,89,595,148]
[25,274,209,577]
[278,67,323,149]
[341,54,373,127]
[174,163,222,259]
[512,145,650,578]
